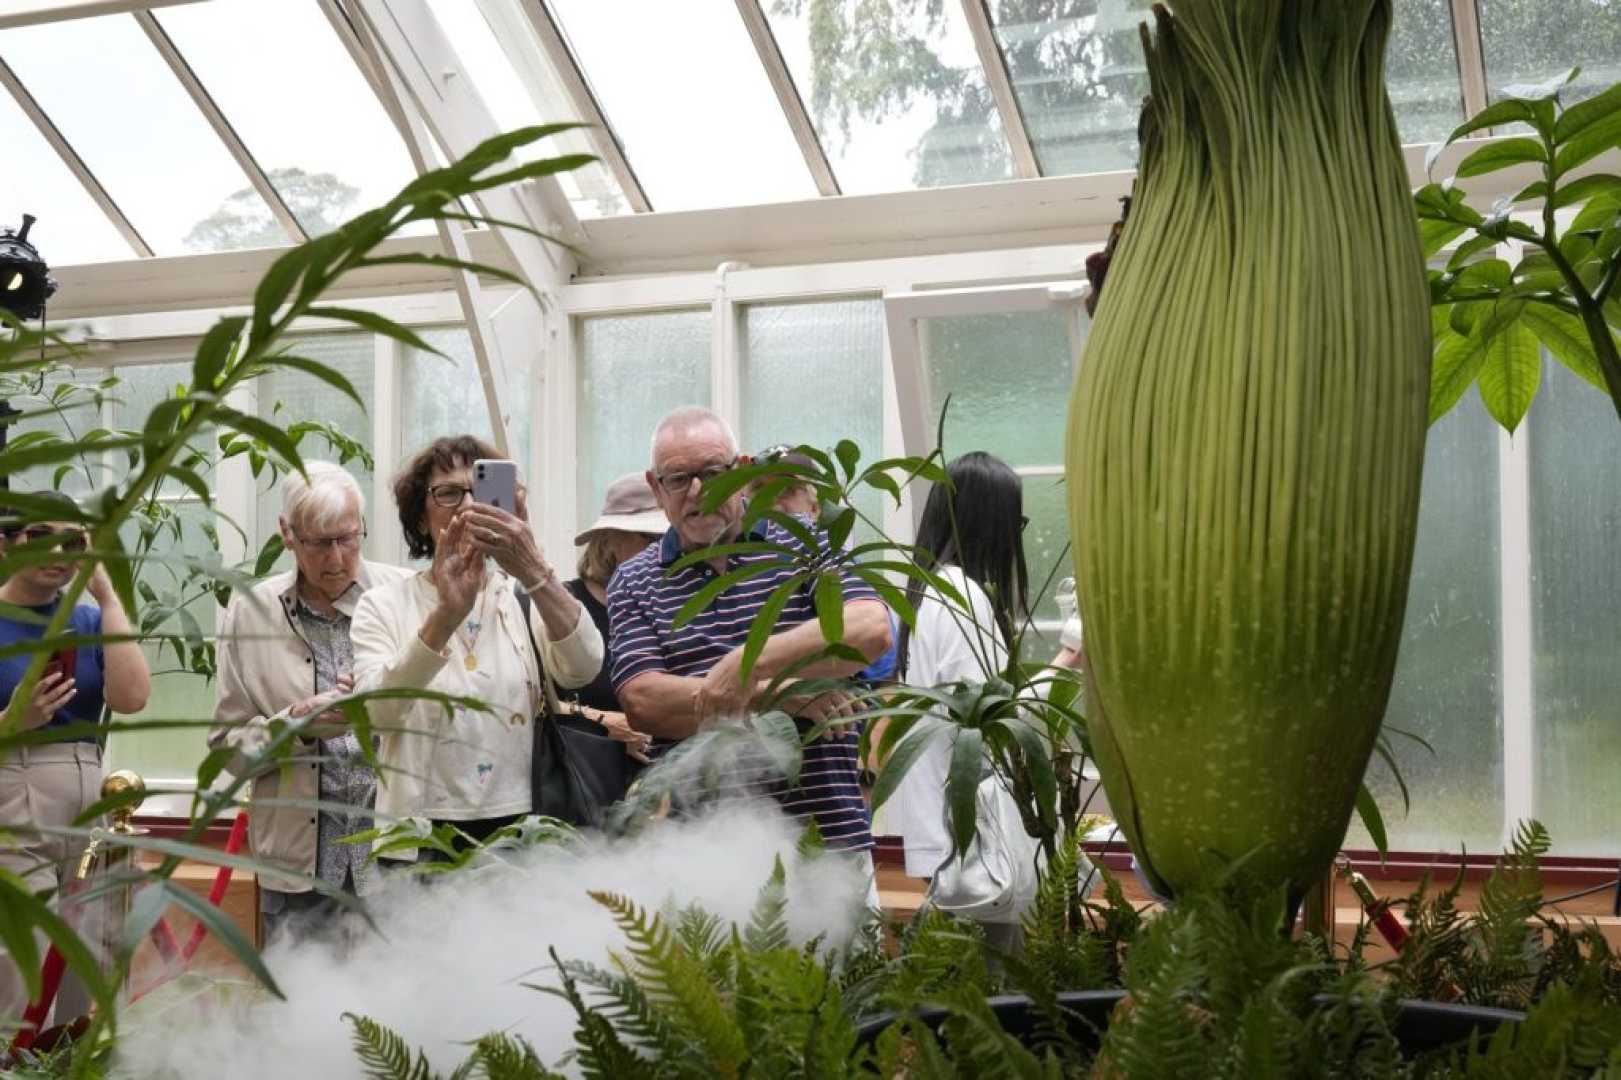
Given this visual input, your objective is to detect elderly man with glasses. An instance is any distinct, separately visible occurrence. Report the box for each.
[608,407,893,871]
[210,461,408,946]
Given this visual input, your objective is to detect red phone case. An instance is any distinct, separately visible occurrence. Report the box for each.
[44,649,77,683]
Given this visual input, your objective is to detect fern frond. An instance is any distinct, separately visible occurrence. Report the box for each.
[539,949,656,1080]
[560,958,687,1060]
[588,891,747,1074]
[342,1012,435,1080]
[744,856,791,953]
[456,1031,564,1080]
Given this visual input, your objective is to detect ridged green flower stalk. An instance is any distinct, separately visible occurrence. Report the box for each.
[1066,0,1431,897]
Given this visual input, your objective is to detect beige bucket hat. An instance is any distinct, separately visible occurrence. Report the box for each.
[574,472,668,546]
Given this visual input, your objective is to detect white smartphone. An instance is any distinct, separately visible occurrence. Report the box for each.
[472,459,518,514]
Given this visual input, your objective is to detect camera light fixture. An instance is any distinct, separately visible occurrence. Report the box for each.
[0,214,57,322]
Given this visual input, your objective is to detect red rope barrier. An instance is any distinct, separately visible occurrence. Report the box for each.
[181,810,250,962]
[10,947,67,1053]
[12,811,252,1039]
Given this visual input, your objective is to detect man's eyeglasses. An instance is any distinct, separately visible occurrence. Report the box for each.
[291,529,366,553]
[652,459,737,495]
[6,526,88,552]
[428,483,474,508]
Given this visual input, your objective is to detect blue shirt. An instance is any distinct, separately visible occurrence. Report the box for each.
[0,599,105,741]
[607,519,879,851]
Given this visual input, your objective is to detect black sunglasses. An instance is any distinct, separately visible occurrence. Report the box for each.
[8,526,89,552]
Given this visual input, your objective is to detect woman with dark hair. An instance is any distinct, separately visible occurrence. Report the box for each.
[350,436,603,853]
[886,451,1030,880]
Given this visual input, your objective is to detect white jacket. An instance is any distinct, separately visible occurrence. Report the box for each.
[350,569,602,834]
[883,566,1009,879]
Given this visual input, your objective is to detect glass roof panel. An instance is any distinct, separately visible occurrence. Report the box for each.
[991,0,1464,177]
[153,0,428,239]
[989,0,1152,176]
[549,0,818,211]
[1479,0,1621,113]
[0,89,134,265]
[426,0,630,220]
[0,13,281,255]
[764,1,1012,194]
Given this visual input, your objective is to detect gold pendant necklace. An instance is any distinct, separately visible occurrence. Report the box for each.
[454,585,490,671]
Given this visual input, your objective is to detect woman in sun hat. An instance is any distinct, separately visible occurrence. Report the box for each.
[559,473,667,755]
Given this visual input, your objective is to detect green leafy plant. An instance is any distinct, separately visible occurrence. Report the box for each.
[0,123,593,1047]
[1417,69,1621,430]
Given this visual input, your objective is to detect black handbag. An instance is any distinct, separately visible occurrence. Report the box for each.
[517,588,636,827]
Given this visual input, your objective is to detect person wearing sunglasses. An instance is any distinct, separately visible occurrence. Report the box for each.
[1,490,150,1028]
[350,436,602,857]
[209,462,409,947]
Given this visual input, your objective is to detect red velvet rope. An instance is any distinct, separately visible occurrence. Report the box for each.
[11,811,252,1044]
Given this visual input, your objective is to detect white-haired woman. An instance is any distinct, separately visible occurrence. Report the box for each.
[210,461,408,945]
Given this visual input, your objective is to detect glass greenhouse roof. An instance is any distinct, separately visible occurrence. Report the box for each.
[0,0,1615,266]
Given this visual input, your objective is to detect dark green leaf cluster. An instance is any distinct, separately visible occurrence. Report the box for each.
[1386,821,1621,1014]
[533,863,875,1078]
[1416,70,1621,429]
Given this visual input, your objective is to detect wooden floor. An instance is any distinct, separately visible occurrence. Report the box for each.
[877,861,1621,963]
[120,847,1621,989]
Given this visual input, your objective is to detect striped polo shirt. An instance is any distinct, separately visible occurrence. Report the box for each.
[607,519,879,851]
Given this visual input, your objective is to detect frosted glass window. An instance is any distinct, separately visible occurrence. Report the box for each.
[1529,360,1621,854]
[1019,472,1070,626]
[548,0,816,211]
[0,15,279,255]
[110,361,215,500]
[921,310,1078,468]
[0,93,135,265]
[576,310,710,526]
[1385,0,1467,144]
[990,0,1153,176]
[1480,0,1621,112]
[918,308,1083,624]
[426,0,629,219]
[154,0,427,240]
[106,500,219,785]
[739,298,884,536]
[401,328,532,488]
[764,0,1012,193]
[253,333,376,568]
[1,366,111,495]
[1345,404,1502,853]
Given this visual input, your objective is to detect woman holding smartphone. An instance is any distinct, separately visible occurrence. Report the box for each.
[350,436,603,855]
[0,491,150,1027]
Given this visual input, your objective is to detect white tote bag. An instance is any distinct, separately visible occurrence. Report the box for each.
[927,774,1043,925]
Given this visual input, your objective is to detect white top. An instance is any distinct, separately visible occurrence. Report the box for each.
[881,565,1009,879]
[350,569,603,837]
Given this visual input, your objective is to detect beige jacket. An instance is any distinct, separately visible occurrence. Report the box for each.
[351,569,602,836]
[208,560,410,892]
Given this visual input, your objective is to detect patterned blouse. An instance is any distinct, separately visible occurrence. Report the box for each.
[295,598,377,897]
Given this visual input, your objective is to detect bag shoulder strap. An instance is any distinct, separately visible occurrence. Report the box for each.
[515,586,563,714]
